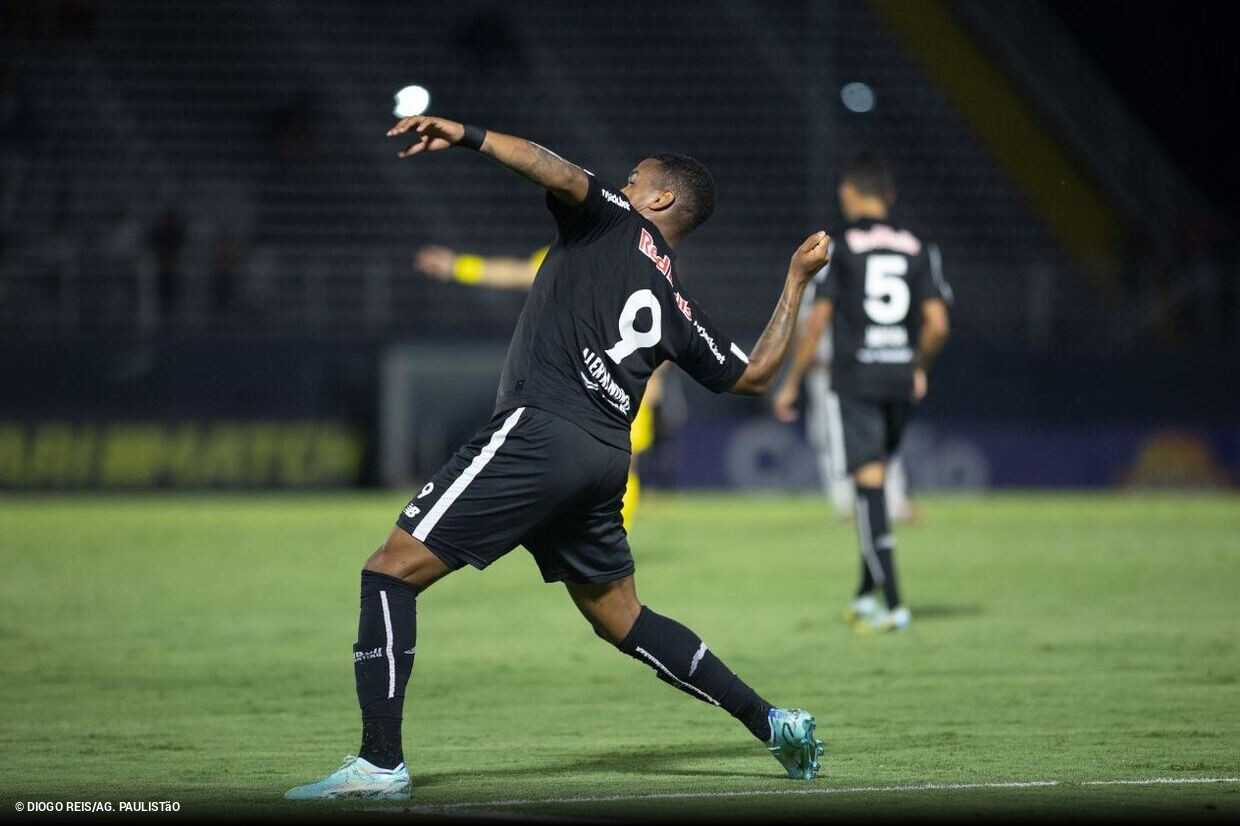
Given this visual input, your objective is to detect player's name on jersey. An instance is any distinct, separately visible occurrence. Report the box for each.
[864,324,910,349]
[856,346,915,364]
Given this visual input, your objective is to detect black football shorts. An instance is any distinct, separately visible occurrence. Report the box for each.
[837,394,914,474]
[395,406,633,584]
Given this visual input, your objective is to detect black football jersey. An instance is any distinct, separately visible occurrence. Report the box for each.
[811,218,952,400]
[493,174,749,451]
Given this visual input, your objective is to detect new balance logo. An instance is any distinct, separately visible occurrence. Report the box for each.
[403,504,421,519]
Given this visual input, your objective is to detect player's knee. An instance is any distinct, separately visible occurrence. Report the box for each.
[362,543,400,576]
[568,579,641,645]
[591,598,642,645]
[855,461,886,488]
[363,528,451,589]
[588,619,615,644]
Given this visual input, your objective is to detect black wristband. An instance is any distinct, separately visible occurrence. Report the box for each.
[458,124,487,151]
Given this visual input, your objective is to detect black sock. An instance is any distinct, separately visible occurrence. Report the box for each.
[856,485,901,609]
[354,570,418,770]
[616,606,773,743]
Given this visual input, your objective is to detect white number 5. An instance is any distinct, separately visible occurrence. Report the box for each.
[606,289,663,363]
[864,255,911,325]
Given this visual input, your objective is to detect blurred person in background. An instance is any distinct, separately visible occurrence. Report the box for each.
[793,289,917,525]
[146,206,187,324]
[414,242,666,529]
[775,152,951,633]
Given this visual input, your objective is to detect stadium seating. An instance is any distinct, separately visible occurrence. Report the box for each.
[0,0,1221,350]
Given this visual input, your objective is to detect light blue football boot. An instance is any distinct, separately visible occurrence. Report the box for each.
[284,755,410,800]
[864,605,912,633]
[767,708,825,780]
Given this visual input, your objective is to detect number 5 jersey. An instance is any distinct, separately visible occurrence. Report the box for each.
[809,219,953,401]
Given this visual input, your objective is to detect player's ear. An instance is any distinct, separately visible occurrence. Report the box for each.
[648,188,676,213]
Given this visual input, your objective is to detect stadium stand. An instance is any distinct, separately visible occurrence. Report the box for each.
[0,0,1230,352]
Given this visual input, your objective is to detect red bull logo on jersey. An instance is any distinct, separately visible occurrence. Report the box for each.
[638,228,673,280]
[845,224,922,256]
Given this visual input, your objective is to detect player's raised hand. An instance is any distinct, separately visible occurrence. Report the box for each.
[388,116,465,158]
[414,245,457,281]
[789,231,831,282]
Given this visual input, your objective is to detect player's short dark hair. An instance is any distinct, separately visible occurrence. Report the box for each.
[648,152,715,233]
[842,151,896,202]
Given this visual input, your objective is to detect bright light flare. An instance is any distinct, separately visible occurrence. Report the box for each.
[394,85,431,117]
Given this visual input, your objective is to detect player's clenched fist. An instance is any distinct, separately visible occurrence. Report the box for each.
[789,231,831,281]
[387,116,466,157]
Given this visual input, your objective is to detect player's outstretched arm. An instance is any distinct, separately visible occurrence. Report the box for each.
[772,299,833,421]
[731,231,831,397]
[414,245,538,290]
[388,116,589,205]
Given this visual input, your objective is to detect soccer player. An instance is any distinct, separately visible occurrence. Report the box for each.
[285,115,830,800]
[412,242,665,530]
[774,152,951,633]
[792,297,917,524]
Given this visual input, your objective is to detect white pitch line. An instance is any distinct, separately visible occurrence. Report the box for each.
[372,776,1240,813]
[1082,777,1240,786]
[402,780,1060,811]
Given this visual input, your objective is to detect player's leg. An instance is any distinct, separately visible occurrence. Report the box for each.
[285,529,449,801]
[885,453,918,524]
[806,367,854,520]
[566,576,771,739]
[854,459,902,614]
[621,467,640,530]
[622,401,655,529]
[347,529,452,775]
[288,407,543,800]
[838,397,892,626]
[850,400,916,632]
[523,417,819,779]
[565,576,823,779]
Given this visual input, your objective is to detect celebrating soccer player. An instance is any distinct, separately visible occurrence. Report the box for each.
[412,241,666,530]
[285,115,830,800]
[774,152,952,633]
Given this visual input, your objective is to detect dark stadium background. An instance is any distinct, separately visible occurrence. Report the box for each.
[1,0,1236,493]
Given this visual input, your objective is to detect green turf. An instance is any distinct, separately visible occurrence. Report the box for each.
[1,492,1237,820]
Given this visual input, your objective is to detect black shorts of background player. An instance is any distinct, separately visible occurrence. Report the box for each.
[774,152,951,633]
[284,114,832,798]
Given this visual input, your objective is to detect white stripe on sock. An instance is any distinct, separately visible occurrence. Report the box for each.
[856,499,886,585]
[379,590,395,699]
[635,646,720,706]
[824,389,847,479]
[688,642,708,677]
[413,407,525,542]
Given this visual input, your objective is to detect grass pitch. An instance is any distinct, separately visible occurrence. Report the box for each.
[1,492,1237,820]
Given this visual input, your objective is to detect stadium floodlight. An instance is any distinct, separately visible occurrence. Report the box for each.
[840,82,875,113]
[394,85,431,117]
